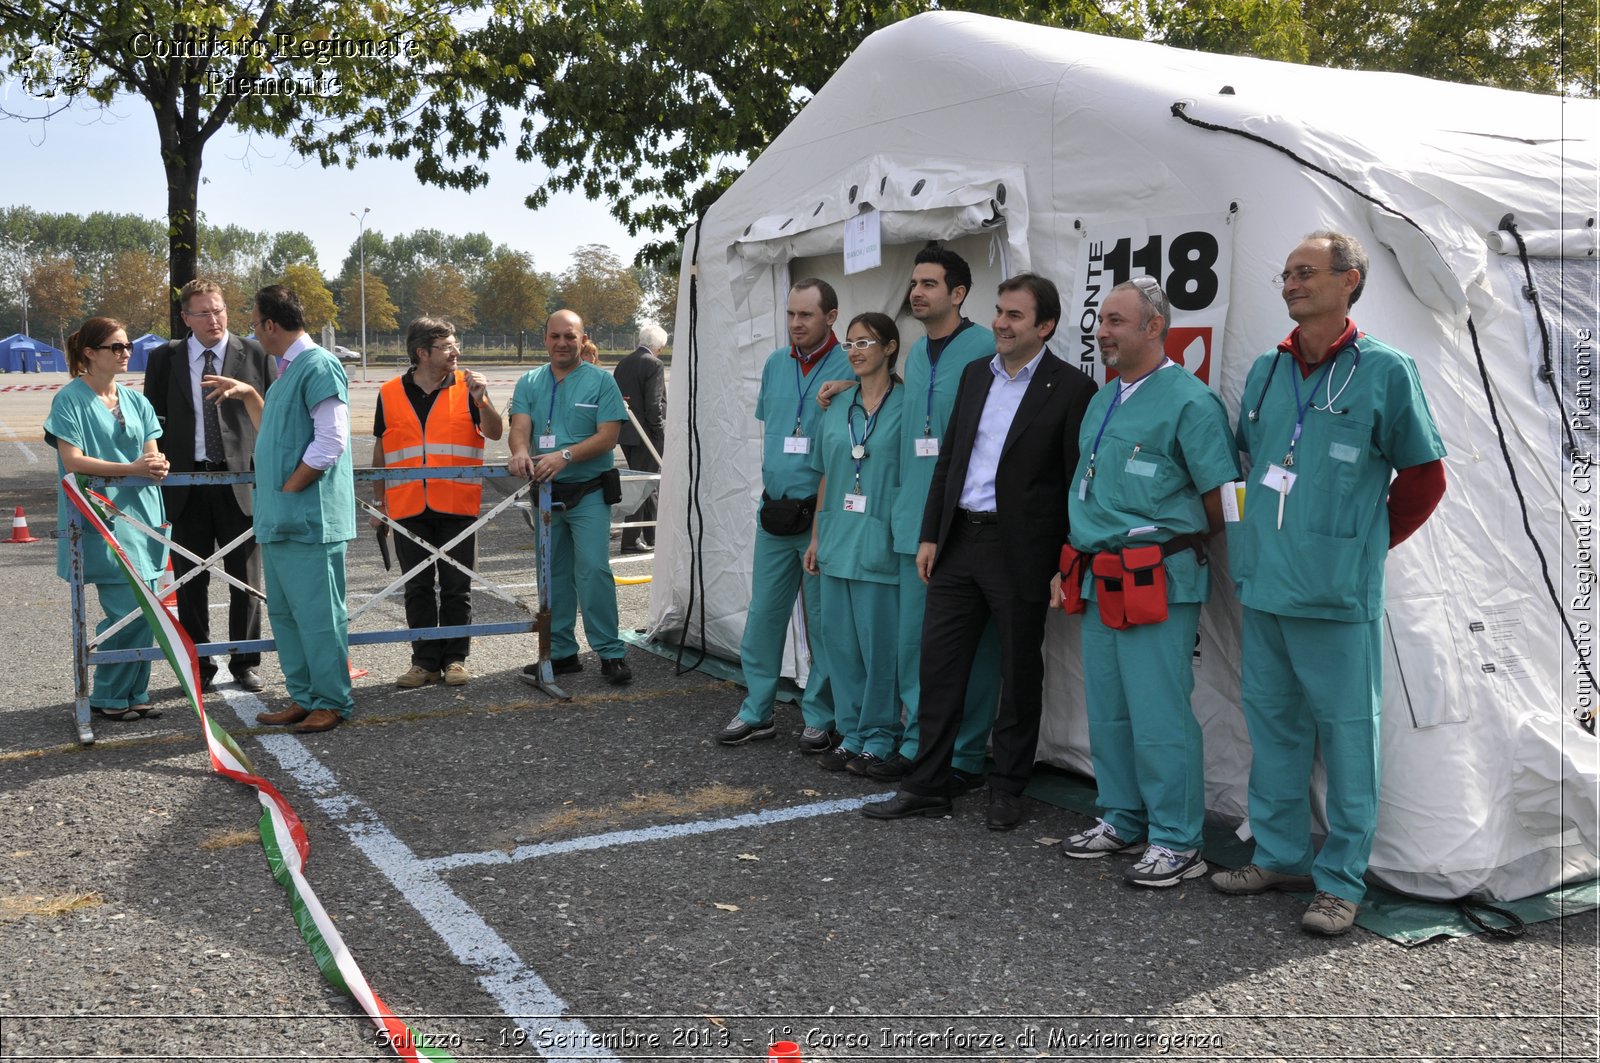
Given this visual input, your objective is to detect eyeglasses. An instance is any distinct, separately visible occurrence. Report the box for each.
[183,308,226,320]
[431,342,462,354]
[93,342,135,355]
[1273,266,1349,286]
[839,338,882,351]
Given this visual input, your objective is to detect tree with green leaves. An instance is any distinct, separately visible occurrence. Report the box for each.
[412,263,477,330]
[436,0,1591,269]
[0,0,498,333]
[477,249,550,335]
[557,244,642,338]
[278,262,335,333]
[339,272,399,335]
[100,249,170,336]
[26,254,87,345]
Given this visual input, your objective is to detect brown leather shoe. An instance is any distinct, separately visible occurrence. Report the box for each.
[292,709,344,734]
[256,703,309,726]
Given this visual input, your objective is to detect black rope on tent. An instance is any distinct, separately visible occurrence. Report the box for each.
[1456,898,1526,939]
[674,217,710,676]
[1171,101,1598,736]
[1499,214,1584,460]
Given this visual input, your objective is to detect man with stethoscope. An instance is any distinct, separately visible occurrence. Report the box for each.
[716,279,851,749]
[1213,231,1447,935]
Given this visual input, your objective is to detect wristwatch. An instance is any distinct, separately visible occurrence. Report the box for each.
[560,448,574,462]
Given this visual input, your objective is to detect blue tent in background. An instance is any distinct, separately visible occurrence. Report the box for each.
[128,333,168,372]
[0,333,67,373]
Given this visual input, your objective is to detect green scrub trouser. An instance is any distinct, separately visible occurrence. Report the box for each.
[895,552,999,773]
[1082,602,1205,852]
[263,540,354,717]
[821,573,899,757]
[736,525,832,730]
[90,578,157,710]
[547,490,624,660]
[1240,606,1382,904]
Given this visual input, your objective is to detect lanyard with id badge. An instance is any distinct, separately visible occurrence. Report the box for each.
[784,356,824,455]
[842,385,891,514]
[1077,362,1164,502]
[1262,356,1336,529]
[538,377,561,450]
[913,327,963,459]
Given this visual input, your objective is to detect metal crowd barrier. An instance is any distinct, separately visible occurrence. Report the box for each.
[66,464,589,745]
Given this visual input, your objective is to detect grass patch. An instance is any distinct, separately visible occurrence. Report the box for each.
[0,891,104,919]
[199,828,259,850]
[507,782,760,844]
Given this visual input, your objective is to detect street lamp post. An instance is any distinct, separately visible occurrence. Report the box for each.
[351,207,370,383]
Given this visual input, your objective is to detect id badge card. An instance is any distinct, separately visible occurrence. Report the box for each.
[1261,463,1297,495]
[783,435,810,455]
[538,433,557,450]
[842,493,868,513]
[914,437,940,457]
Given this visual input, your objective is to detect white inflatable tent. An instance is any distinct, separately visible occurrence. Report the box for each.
[650,11,1599,902]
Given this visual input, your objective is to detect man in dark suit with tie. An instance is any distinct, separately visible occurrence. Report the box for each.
[144,279,277,692]
[864,273,1096,830]
[611,323,667,553]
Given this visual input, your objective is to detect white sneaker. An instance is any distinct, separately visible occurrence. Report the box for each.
[1060,818,1144,860]
[1124,845,1208,888]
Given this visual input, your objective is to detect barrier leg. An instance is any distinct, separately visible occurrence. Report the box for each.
[68,509,94,744]
[525,481,570,700]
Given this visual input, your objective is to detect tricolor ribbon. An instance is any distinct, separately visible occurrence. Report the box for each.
[64,474,458,1062]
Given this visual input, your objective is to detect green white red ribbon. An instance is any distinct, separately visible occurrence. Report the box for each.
[65,474,458,1062]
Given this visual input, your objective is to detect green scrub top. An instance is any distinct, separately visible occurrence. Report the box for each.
[509,362,627,482]
[808,382,904,584]
[756,341,852,501]
[253,346,356,545]
[44,378,167,583]
[1069,364,1239,603]
[893,322,995,555]
[1233,333,1446,622]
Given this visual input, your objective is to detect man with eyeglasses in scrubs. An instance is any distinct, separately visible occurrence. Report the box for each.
[1214,230,1446,935]
[1053,277,1238,888]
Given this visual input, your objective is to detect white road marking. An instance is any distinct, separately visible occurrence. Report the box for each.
[424,794,893,872]
[0,417,39,463]
[216,687,616,1061]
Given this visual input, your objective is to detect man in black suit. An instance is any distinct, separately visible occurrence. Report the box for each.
[864,273,1096,830]
[144,279,277,691]
[612,323,667,553]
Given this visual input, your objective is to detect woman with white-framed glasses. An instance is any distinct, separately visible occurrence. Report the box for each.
[44,317,170,721]
[803,312,906,779]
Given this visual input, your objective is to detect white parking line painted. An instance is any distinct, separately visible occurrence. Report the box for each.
[424,794,894,872]
[0,417,39,463]
[215,687,615,1061]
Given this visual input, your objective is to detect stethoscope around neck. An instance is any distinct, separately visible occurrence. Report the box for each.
[1246,341,1362,422]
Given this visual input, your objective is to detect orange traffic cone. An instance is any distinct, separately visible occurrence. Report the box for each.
[157,556,178,615]
[768,1043,801,1062]
[5,505,38,543]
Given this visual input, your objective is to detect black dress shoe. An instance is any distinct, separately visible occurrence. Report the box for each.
[549,655,582,675]
[948,768,987,796]
[862,791,952,820]
[600,658,633,685]
[986,790,1023,831]
[233,668,265,692]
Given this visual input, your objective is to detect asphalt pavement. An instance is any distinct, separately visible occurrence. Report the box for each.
[0,372,1595,1062]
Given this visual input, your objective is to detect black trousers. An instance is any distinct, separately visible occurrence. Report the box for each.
[395,513,476,669]
[903,520,1049,798]
[620,440,660,548]
[171,484,261,678]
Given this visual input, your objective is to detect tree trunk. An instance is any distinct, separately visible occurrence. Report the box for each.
[163,138,203,337]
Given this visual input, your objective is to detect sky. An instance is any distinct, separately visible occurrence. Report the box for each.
[0,87,657,278]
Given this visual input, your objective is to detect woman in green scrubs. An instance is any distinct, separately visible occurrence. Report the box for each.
[44,317,170,720]
[804,313,905,775]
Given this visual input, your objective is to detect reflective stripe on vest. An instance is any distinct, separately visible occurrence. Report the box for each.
[379,371,484,519]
